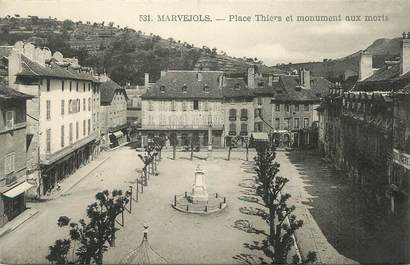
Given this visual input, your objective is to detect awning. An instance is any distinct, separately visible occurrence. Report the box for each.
[3,181,34,198]
[112,131,124,138]
[251,132,269,141]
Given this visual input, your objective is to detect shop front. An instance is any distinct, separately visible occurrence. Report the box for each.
[40,135,97,196]
[0,181,33,227]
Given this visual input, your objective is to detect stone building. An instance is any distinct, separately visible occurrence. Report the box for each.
[392,84,410,214]
[140,70,225,148]
[99,76,128,149]
[222,77,254,146]
[0,84,33,227]
[248,66,332,148]
[7,42,100,196]
[318,32,410,214]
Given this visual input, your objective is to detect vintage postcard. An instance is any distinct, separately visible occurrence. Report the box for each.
[0,0,409,264]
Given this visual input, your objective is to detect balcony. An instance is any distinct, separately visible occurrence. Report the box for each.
[229,116,237,121]
[229,131,237,136]
[240,116,248,121]
[5,173,17,185]
[240,131,248,136]
[393,148,410,169]
[0,122,26,134]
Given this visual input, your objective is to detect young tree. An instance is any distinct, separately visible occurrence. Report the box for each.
[46,190,130,264]
[169,134,178,160]
[254,144,316,264]
[227,136,241,161]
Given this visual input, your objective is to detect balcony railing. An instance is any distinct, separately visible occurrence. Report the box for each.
[229,116,237,121]
[229,131,237,136]
[5,173,17,185]
[240,131,248,136]
[240,116,248,121]
[0,122,26,134]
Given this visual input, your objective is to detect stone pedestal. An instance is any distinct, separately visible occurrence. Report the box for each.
[207,145,213,160]
[190,165,208,203]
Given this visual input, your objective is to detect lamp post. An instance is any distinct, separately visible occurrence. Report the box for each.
[207,113,213,160]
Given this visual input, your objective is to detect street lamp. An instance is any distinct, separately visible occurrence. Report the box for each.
[207,113,213,160]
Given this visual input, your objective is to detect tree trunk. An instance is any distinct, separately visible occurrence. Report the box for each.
[190,144,194,160]
[173,145,176,160]
[94,251,103,265]
[246,145,249,161]
[227,147,231,161]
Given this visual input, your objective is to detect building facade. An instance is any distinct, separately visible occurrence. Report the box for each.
[141,70,225,148]
[249,66,331,148]
[99,77,128,149]
[222,77,254,146]
[318,33,410,214]
[0,84,33,227]
[7,41,100,196]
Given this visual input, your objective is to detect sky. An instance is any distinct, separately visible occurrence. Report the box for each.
[0,0,409,66]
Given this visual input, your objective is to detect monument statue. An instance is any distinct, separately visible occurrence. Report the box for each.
[190,164,209,203]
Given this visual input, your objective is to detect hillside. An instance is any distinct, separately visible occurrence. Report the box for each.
[0,16,265,85]
[275,38,401,82]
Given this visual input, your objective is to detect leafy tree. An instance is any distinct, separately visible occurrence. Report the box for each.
[62,19,75,31]
[253,144,316,264]
[46,190,130,264]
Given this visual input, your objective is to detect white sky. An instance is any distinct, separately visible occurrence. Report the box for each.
[0,0,409,65]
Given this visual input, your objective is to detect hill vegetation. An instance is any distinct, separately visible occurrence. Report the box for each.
[0,15,262,85]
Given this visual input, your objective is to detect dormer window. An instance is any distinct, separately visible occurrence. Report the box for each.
[160,85,165,93]
[234,83,240,90]
[197,72,202,81]
[203,84,209,93]
[182,85,187,93]
[257,81,264,87]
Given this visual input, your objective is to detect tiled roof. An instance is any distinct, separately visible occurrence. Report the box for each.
[354,64,410,91]
[0,46,12,59]
[0,83,33,100]
[142,71,223,100]
[100,78,128,104]
[270,75,331,102]
[362,64,400,82]
[17,55,98,82]
[222,78,254,98]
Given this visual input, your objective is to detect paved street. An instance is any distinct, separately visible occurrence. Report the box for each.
[286,151,410,264]
[1,146,405,264]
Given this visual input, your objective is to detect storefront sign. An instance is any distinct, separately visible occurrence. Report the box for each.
[393,148,410,169]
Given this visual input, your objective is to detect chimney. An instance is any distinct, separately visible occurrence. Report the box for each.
[247,66,255,89]
[300,69,311,89]
[160,70,166,78]
[268,75,273,87]
[144,73,149,89]
[400,32,410,75]
[359,51,373,80]
[218,74,224,87]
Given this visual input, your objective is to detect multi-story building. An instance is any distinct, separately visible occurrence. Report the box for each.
[125,85,147,127]
[99,76,128,149]
[140,70,225,147]
[0,84,33,227]
[7,41,100,196]
[392,84,410,214]
[248,66,332,148]
[92,78,101,157]
[222,77,255,146]
[318,33,410,214]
